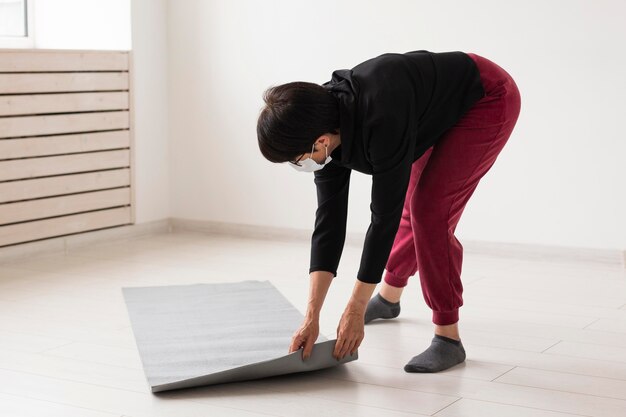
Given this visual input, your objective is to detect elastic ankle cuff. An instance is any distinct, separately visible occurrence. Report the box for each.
[383,270,408,288]
[434,334,461,345]
[433,309,459,325]
[377,293,400,306]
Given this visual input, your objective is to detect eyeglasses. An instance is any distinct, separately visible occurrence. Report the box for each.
[288,153,306,167]
[288,143,316,167]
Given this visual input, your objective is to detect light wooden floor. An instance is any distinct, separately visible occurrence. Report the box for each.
[1,230,625,417]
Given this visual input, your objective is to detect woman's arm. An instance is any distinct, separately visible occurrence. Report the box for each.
[306,271,377,317]
[305,271,334,319]
[309,161,352,279]
[289,270,333,360]
[347,279,376,313]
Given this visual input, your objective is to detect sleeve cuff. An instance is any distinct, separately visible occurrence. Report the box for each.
[309,267,337,277]
[356,274,381,284]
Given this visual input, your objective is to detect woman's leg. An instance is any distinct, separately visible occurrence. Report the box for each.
[412,53,521,328]
[381,147,434,293]
[404,53,522,372]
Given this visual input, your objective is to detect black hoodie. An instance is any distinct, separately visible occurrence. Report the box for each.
[309,50,485,284]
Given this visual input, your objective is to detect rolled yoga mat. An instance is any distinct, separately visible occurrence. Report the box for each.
[122,280,358,393]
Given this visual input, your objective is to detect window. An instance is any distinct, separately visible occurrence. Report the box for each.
[0,0,34,48]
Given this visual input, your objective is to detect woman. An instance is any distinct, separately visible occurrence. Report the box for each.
[256,50,521,373]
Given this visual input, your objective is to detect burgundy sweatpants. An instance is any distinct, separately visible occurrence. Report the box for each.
[383,52,522,326]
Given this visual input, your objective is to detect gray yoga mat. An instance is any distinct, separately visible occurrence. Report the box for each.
[122,280,358,392]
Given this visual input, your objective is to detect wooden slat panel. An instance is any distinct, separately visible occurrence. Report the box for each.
[0,49,128,72]
[0,188,130,225]
[0,72,129,94]
[0,92,129,116]
[0,206,131,247]
[0,131,130,159]
[0,150,129,181]
[0,169,130,203]
[0,49,134,247]
[0,111,129,138]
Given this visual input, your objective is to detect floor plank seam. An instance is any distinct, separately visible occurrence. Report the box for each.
[430,396,463,415]
[582,318,601,330]
[36,341,75,354]
[540,340,563,353]
[489,365,517,382]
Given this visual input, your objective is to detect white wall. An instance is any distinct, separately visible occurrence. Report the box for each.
[34,0,131,50]
[167,0,626,251]
[130,0,170,223]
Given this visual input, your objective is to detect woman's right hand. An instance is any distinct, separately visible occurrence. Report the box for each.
[289,315,319,360]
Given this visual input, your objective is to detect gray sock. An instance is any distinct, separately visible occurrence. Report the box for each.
[364,293,401,324]
[404,334,466,373]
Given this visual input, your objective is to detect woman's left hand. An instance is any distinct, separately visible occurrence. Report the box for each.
[334,302,365,360]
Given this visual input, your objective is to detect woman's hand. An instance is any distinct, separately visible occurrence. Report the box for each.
[289,314,319,360]
[291,271,333,360]
[334,302,365,360]
[334,279,375,360]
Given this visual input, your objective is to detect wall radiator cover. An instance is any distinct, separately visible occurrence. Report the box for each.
[0,48,135,247]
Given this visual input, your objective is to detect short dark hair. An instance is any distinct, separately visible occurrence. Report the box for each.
[257,81,339,163]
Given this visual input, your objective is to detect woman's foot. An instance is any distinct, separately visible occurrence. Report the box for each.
[364,293,401,324]
[404,334,466,372]
[405,322,465,373]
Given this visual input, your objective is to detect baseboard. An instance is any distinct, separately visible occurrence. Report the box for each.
[459,239,625,267]
[171,218,626,268]
[169,217,313,242]
[0,219,170,263]
[1,217,623,269]
[169,218,372,247]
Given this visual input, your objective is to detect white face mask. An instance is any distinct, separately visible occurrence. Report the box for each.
[290,142,332,172]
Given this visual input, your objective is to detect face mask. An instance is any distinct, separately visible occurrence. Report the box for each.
[290,142,332,172]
